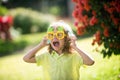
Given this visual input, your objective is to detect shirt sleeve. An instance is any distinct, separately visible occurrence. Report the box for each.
[75,53,83,66]
[35,54,44,66]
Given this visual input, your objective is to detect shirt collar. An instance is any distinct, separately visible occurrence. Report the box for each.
[51,51,65,59]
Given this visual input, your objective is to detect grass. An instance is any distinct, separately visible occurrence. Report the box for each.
[16,32,46,44]
[77,38,120,80]
[0,33,120,80]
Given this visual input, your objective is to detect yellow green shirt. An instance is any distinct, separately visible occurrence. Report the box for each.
[35,51,83,80]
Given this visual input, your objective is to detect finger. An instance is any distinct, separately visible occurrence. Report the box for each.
[69,36,77,41]
[72,36,77,40]
[44,36,49,41]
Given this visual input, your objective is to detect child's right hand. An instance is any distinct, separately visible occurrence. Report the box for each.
[23,36,48,63]
[39,36,49,47]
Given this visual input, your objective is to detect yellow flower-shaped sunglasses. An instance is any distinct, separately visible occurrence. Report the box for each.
[47,26,66,40]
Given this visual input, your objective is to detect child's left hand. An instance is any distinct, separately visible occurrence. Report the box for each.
[69,36,77,49]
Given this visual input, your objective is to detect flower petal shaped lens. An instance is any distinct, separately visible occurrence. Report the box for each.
[47,31,66,40]
[47,32,54,40]
[57,26,64,31]
[47,27,54,32]
[56,31,65,39]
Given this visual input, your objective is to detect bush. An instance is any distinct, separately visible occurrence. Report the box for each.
[13,14,33,34]
[49,6,62,16]
[8,8,56,34]
[0,40,28,56]
[0,6,8,16]
[72,0,120,58]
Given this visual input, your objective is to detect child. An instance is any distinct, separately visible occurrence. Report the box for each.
[23,20,94,80]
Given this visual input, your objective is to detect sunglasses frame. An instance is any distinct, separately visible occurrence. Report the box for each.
[47,31,66,40]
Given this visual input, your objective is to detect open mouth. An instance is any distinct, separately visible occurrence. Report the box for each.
[53,41,60,47]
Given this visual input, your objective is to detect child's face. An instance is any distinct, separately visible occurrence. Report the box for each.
[47,26,66,52]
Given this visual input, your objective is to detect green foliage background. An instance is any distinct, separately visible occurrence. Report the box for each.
[8,8,56,34]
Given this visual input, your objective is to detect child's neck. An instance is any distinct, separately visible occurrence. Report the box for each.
[56,50,63,55]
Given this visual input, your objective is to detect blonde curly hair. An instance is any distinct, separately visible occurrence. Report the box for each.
[47,20,75,54]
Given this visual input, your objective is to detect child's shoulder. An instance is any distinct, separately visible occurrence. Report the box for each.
[70,51,79,56]
[65,52,80,58]
[71,52,82,59]
[71,52,83,65]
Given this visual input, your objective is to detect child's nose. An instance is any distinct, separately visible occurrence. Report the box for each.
[53,35,58,40]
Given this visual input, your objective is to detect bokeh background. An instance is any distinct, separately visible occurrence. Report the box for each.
[0,0,120,80]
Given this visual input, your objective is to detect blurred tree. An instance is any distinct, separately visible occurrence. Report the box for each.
[0,6,8,16]
[2,0,71,17]
[72,0,120,58]
[10,8,55,34]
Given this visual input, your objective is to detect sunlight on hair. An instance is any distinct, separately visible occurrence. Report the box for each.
[49,20,75,37]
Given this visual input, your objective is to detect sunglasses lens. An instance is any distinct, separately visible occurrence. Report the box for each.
[48,33,53,39]
[57,32,64,39]
[47,31,65,40]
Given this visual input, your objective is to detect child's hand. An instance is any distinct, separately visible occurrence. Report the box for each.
[40,36,49,47]
[69,36,77,49]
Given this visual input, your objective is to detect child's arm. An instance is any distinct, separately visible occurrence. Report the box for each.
[23,37,48,63]
[70,37,95,65]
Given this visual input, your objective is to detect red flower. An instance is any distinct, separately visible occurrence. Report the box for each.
[115,0,120,13]
[110,14,119,26]
[72,10,79,19]
[101,23,106,28]
[92,10,96,16]
[107,7,116,14]
[95,31,101,42]
[74,21,79,27]
[82,15,88,26]
[8,16,13,25]
[80,0,91,11]
[94,31,102,46]
[104,4,108,10]
[84,4,91,11]
[103,27,109,37]
[72,0,78,3]
[116,4,120,13]
[77,26,85,35]
[75,4,80,9]
[112,17,119,26]
[2,16,13,25]
[89,16,98,26]
[81,0,90,6]
[110,1,116,6]
[0,16,13,31]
